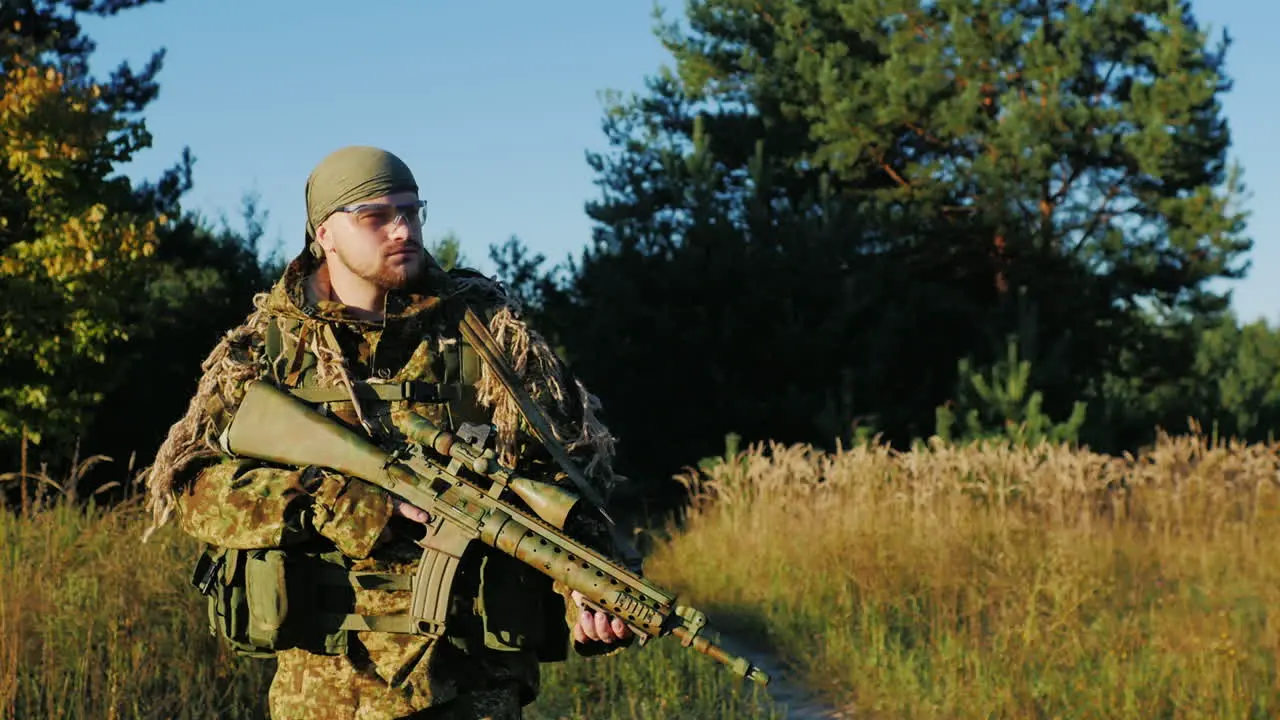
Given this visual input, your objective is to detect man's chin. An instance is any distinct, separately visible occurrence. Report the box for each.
[370,259,421,290]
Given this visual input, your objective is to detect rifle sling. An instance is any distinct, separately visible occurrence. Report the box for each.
[459,308,609,513]
[459,307,643,569]
[306,563,448,637]
[331,613,440,635]
[286,381,462,404]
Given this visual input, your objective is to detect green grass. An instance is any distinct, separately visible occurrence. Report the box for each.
[525,633,783,719]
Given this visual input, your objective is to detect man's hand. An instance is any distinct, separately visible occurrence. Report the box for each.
[384,499,630,646]
[379,498,431,544]
[393,497,430,524]
[571,590,634,645]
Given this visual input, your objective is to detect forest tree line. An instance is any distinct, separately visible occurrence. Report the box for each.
[3,0,1277,518]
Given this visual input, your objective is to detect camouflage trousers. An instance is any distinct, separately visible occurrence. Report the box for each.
[408,688,522,720]
[268,687,520,720]
[267,648,523,720]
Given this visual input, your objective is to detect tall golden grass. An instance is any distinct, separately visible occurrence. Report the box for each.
[8,427,1279,718]
[0,495,275,719]
[642,429,1280,718]
[0,457,781,720]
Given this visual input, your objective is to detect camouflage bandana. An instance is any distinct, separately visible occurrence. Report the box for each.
[304,146,419,258]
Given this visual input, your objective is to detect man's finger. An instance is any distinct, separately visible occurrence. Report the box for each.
[593,609,612,642]
[579,611,601,642]
[393,500,429,524]
[610,616,630,638]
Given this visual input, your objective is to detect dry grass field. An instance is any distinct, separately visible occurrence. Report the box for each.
[4,428,1279,718]
[646,430,1280,718]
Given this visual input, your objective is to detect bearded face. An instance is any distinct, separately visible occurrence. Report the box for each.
[315,191,429,290]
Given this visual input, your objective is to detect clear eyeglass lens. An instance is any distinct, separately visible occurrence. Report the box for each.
[353,202,427,229]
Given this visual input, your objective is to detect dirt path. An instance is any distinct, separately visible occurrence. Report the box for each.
[713,632,854,719]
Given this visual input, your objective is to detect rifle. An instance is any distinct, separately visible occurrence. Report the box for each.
[220,379,771,687]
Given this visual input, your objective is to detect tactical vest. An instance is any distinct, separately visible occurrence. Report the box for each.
[190,310,570,663]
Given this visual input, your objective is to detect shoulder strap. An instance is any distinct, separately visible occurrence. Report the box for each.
[284,381,461,404]
[263,315,314,388]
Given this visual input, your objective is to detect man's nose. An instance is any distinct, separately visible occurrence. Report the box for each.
[386,214,414,241]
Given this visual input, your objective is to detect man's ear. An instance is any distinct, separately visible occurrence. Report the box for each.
[314,222,335,255]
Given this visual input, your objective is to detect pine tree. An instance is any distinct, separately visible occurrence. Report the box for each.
[765,0,1250,439]
[500,0,1252,498]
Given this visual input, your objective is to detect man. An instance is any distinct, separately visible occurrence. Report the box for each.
[143,146,635,719]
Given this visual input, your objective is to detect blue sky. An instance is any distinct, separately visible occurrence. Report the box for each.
[80,0,1279,323]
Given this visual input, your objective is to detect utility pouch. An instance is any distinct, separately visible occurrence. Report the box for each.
[191,545,280,658]
[190,545,351,658]
[244,548,289,649]
[475,550,561,655]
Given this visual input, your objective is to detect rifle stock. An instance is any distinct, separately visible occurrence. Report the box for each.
[222,379,771,687]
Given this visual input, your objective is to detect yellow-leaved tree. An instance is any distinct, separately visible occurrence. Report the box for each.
[1,0,173,459]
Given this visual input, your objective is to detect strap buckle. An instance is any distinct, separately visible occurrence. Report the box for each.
[400,381,460,404]
[402,381,436,403]
[190,549,224,597]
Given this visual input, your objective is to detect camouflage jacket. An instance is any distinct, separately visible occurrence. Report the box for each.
[154,249,628,716]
